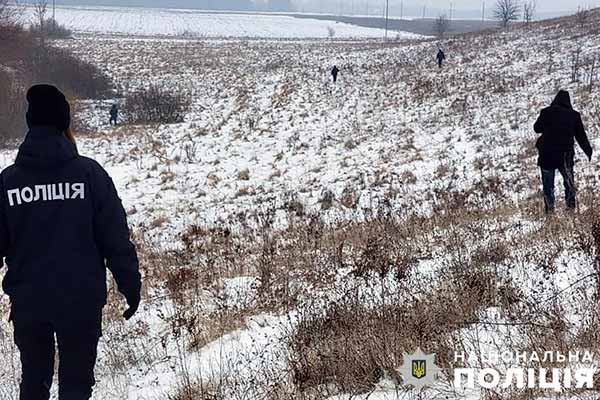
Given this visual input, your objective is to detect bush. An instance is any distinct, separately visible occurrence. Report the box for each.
[123,84,191,124]
[0,29,114,145]
[26,46,113,99]
[29,18,72,39]
[0,70,27,143]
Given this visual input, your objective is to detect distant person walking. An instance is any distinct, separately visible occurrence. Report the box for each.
[436,49,446,69]
[109,103,119,126]
[0,85,141,399]
[534,90,593,214]
[331,65,340,84]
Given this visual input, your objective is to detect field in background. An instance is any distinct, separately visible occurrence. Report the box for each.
[22,5,424,39]
[2,6,600,400]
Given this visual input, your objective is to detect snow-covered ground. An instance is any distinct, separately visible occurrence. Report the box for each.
[24,5,423,39]
[2,8,600,400]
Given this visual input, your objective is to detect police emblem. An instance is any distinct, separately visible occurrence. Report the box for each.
[412,360,426,379]
[398,348,441,389]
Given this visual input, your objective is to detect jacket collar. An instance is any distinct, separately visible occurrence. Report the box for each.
[15,126,78,170]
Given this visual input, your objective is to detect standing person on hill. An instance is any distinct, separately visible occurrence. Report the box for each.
[436,48,446,69]
[109,103,119,126]
[0,85,141,399]
[331,65,340,84]
[534,90,593,214]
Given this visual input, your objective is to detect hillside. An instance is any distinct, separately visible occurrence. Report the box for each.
[1,8,600,400]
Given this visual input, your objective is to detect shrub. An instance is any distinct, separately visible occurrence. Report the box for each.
[123,84,191,124]
[0,70,27,143]
[29,18,72,39]
[25,45,113,99]
[0,29,114,145]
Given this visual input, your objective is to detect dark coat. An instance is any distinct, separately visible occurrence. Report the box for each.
[331,66,339,76]
[437,50,446,62]
[110,105,118,118]
[534,91,592,169]
[0,127,140,320]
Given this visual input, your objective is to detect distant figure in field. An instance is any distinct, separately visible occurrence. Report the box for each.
[331,65,339,84]
[534,90,593,214]
[436,49,446,69]
[109,104,119,126]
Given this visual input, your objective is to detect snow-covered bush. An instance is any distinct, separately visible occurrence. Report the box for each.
[123,84,191,125]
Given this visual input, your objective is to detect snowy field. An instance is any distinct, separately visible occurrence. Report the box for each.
[24,5,422,39]
[2,7,600,400]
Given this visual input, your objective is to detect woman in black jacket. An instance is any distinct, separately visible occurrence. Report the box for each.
[0,85,141,400]
[534,90,593,214]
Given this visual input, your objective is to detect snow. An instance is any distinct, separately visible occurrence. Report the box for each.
[2,7,600,400]
[26,5,423,39]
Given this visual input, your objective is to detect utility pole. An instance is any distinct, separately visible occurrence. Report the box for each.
[385,0,389,40]
[482,0,485,22]
[52,0,56,29]
[400,0,403,19]
[422,4,426,19]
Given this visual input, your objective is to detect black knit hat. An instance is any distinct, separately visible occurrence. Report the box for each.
[26,84,71,131]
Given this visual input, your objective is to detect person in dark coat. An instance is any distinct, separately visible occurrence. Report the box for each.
[534,90,593,214]
[436,49,446,69]
[0,85,141,399]
[331,65,339,84]
[109,103,119,126]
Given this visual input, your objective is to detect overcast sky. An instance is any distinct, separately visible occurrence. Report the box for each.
[53,0,599,18]
[300,0,599,14]
[414,0,596,12]
[291,0,600,18]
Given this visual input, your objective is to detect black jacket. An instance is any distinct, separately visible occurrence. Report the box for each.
[534,91,592,169]
[0,127,140,319]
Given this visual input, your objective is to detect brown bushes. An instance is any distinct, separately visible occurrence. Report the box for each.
[0,26,113,144]
[29,18,72,39]
[25,46,113,99]
[0,70,27,143]
[123,84,191,124]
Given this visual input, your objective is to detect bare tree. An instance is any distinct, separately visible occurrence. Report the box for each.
[523,0,536,26]
[433,14,450,39]
[327,26,335,39]
[493,0,521,28]
[0,0,23,31]
[576,6,590,28]
[32,0,47,43]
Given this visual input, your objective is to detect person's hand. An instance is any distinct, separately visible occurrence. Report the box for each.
[123,291,140,320]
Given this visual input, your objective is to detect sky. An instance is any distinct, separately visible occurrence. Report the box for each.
[292,0,599,18]
[298,1,598,15]
[52,0,600,19]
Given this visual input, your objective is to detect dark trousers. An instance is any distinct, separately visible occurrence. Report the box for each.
[332,74,337,83]
[109,116,118,125]
[541,158,576,214]
[12,310,102,400]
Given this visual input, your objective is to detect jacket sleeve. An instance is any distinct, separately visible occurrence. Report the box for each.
[534,110,546,134]
[92,165,141,301]
[575,112,593,159]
